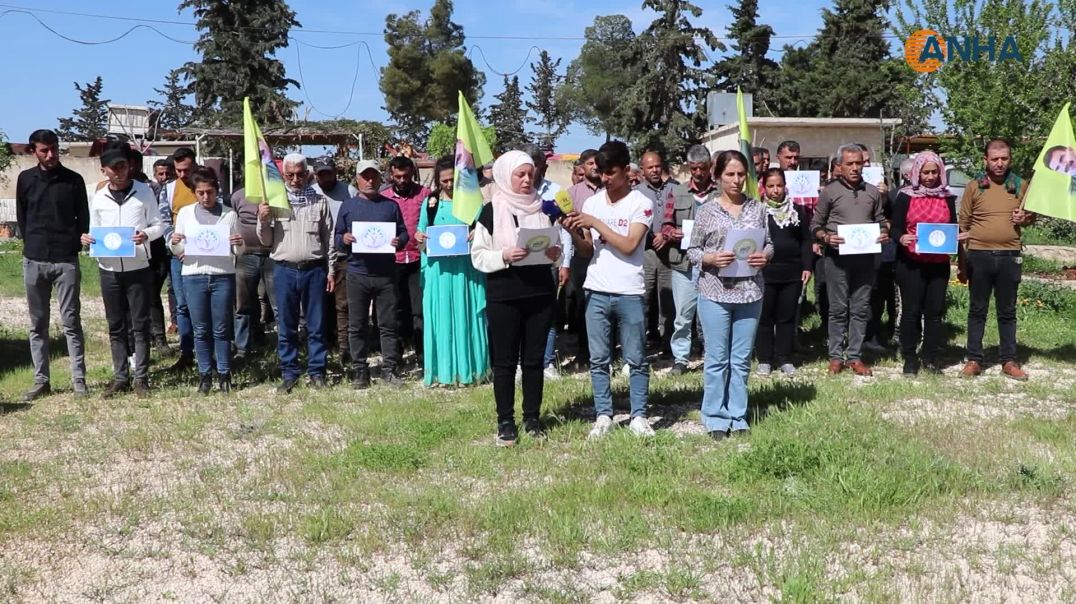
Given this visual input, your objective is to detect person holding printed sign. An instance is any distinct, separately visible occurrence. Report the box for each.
[413,156,490,387]
[686,150,771,441]
[889,151,961,376]
[472,150,562,446]
[809,144,890,377]
[563,141,655,439]
[169,167,243,394]
[83,148,164,398]
[335,160,408,389]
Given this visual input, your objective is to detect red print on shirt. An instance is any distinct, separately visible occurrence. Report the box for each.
[643,209,653,217]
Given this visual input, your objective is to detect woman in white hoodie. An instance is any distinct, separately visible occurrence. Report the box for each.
[169,167,243,394]
[81,148,164,398]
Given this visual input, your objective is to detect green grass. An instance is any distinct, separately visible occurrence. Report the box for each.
[3,282,1076,600]
[0,251,101,298]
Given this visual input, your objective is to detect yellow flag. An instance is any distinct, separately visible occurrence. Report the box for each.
[243,98,289,209]
[737,87,760,200]
[1024,103,1076,222]
[451,91,494,224]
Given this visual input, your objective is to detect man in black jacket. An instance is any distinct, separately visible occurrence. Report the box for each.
[15,129,89,400]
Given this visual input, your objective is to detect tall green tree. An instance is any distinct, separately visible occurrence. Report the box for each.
[56,76,110,141]
[489,76,528,153]
[560,15,640,141]
[180,0,299,127]
[526,50,570,151]
[148,68,195,132]
[710,0,779,114]
[772,0,920,126]
[895,0,1076,174]
[380,0,485,144]
[624,0,722,158]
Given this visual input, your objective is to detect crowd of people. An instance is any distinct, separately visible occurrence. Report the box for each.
[14,127,1037,444]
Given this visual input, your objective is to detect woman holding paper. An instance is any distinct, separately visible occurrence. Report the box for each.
[686,150,772,441]
[412,156,490,387]
[471,150,562,447]
[169,167,243,394]
[755,169,813,377]
[890,151,960,376]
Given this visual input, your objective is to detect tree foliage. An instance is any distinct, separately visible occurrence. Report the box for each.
[488,76,528,153]
[622,0,722,159]
[894,0,1076,175]
[56,76,110,142]
[560,15,641,141]
[148,68,195,132]
[710,0,779,113]
[380,0,485,145]
[426,122,497,159]
[525,50,570,151]
[180,0,299,127]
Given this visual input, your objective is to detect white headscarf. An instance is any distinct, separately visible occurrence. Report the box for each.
[491,150,546,250]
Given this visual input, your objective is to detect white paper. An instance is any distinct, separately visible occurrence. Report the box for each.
[352,221,397,254]
[862,166,884,188]
[718,228,766,278]
[837,223,882,255]
[785,170,820,199]
[680,219,695,250]
[185,224,232,257]
[513,227,559,266]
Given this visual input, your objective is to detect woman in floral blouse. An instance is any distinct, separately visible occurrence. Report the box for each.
[686,150,773,441]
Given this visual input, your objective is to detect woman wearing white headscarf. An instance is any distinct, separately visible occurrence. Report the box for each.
[472,150,562,446]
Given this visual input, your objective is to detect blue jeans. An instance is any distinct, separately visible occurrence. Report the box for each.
[273,263,327,381]
[698,297,762,433]
[544,266,558,368]
[585,291,649,418]
[669,266,698,364]
[169,257,194,356]
[184,274,236,374]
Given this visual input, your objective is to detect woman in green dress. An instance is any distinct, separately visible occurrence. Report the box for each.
[413,156,490,386]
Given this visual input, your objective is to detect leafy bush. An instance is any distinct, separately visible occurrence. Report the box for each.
[1022,218,1076,246]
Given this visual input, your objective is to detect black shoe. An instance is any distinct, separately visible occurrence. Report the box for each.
[102,380,130,399]
[233,351,247,364]
[277,377,299,394]
[72,379,89,398]
[709,429,729,442]
[523,417,545,439]
[23,382,51,402]
[170,355,194,372]
[154,337,176,358]
[380,369,402,388]
[133,378,151,398]
[351,368,370,390]
[309,375,327,389]
[922,359,943,375]
[903,357,920,377]
[496,420,518,447]
[198,373,213,395]
[218,373,232,393]
[863,340,887,355]
[670,362,687,376]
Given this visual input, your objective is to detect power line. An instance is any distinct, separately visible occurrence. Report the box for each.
[293,39,382,120]
[466,45,542,77]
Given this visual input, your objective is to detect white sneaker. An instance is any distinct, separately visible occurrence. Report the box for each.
[756,363,772,376]
[628,416,655,437]
[588,415,614,439]
[621,364,631,377]
[779,363,796,376]
[543,364,560,380]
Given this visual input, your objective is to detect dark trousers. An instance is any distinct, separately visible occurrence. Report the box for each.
[147,247,170,340]
[867,261,897,344]
[568,256,590,362]
[348,273,400,371]
[814,259,829,328]
[896,257,950,361]
[327,259,349,355]
[487,295,554,424]
[235,253,276,354]
[966,250,1021,363]
[395,261,423,355]
[100,267,153,382]
[824,254,876,362]
[643,249,674,351]
[756,280,801,366]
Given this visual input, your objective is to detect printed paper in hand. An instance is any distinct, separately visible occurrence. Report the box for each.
[185,224,232,257]
[785,171,820,200]
[425,224,469,257]
[680,219,695,250]
[352,221,397,254]
[513,227,559,266]
[915,222,959,255]
[862,166,884,188]
[89,226,136,258]
[837,223,882,255]
[718,228,766,278]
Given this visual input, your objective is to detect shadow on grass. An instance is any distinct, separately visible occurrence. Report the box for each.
[0,402,32,414]
[751,380,817,424]
[0,330,70,376]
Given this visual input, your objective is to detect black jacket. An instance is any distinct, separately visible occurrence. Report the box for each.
[762,204,813,284]
[16,164,89,262]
